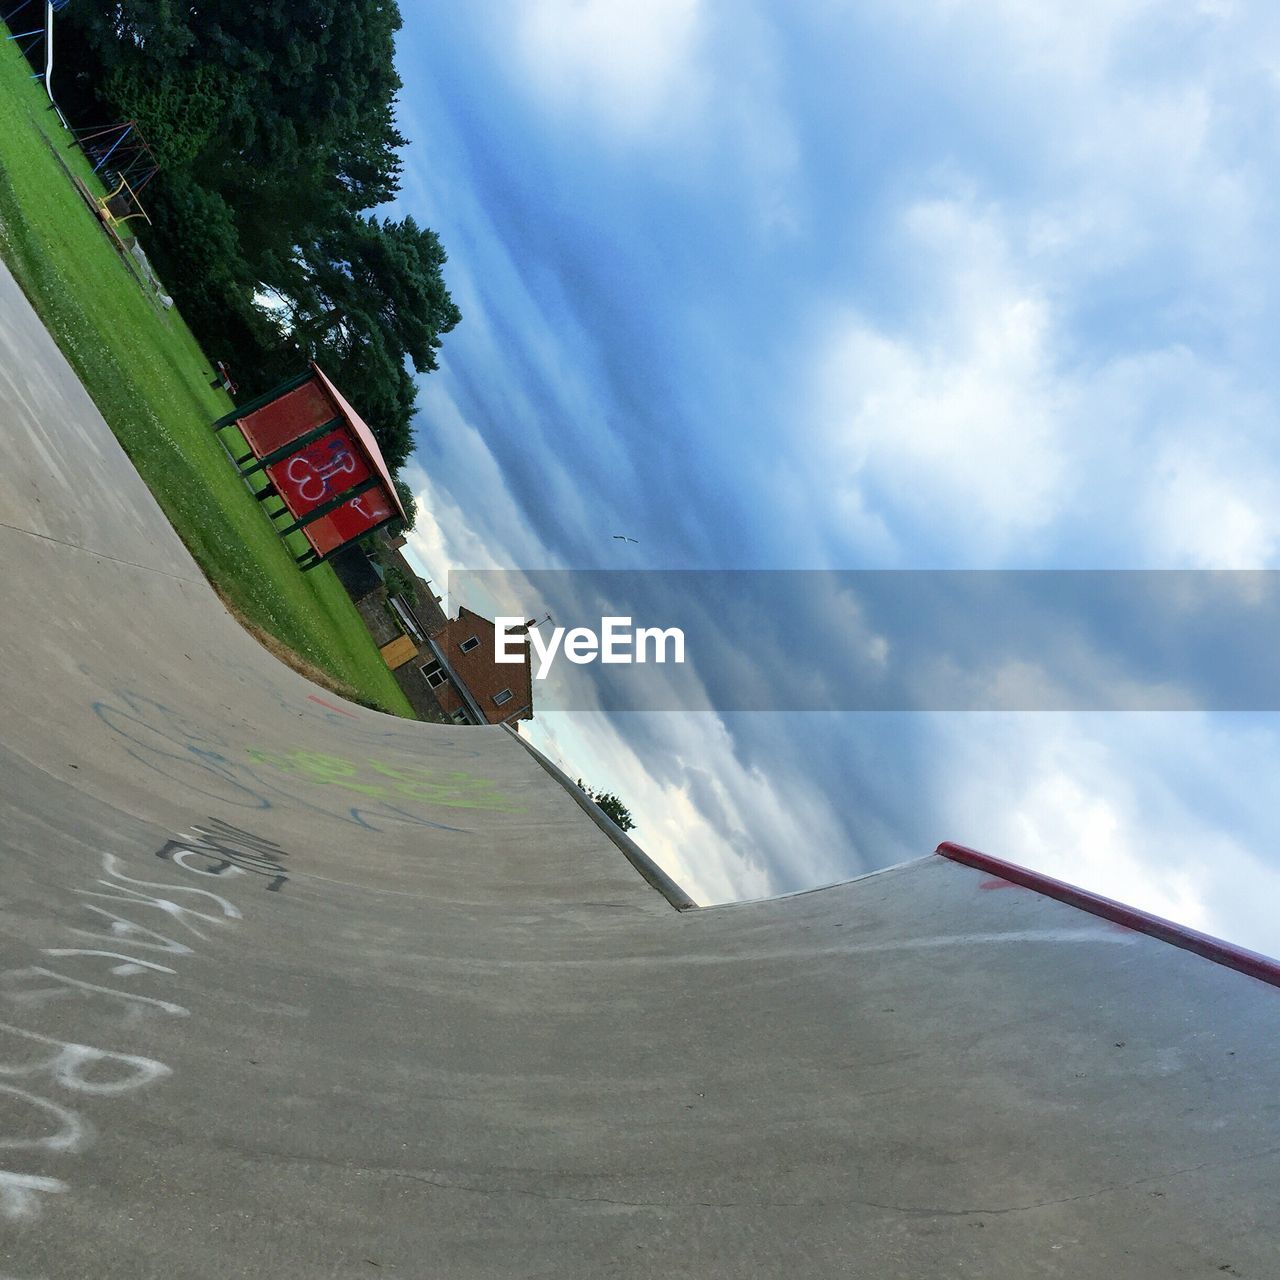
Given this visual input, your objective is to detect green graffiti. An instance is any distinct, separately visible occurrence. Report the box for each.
[245,749,523,812]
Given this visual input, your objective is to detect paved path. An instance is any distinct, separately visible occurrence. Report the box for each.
[0,261,1276,1278]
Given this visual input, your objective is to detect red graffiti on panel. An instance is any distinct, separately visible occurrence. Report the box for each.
[266,429,371,517]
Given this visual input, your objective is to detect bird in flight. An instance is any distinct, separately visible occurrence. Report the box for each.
[612,535,639,543]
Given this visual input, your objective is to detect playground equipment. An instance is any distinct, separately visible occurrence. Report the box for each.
[213,364,406,571]
[94,171,152,228]
[66,121,160,231]
[70,120,159,193]
[3,0,71,127]
[209,360,238,395]
[3,3,162,237]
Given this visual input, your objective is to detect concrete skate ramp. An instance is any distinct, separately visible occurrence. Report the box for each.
[0,260,1277,1280]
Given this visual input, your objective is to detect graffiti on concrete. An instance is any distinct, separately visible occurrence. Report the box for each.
[245,749,522,812]
[155,819,289,893]
[0,832,254,1224]
[91,688,267,812]
[90,687,484,832]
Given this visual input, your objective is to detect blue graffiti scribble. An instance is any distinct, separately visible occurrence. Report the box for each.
[92,690,272,811]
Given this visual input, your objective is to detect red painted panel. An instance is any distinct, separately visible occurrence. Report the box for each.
[238,380,333,456]
[303,489,394,555]
[309,365,406,521]
[266,428,371,518]
[328,488,393,539]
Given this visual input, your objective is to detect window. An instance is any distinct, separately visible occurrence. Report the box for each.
[421,660,447,689]
[493,688,513,706]
[452,709,470,724]
[459,635,480,653]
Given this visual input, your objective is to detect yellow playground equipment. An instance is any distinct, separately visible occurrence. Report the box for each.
[96,173,152,228]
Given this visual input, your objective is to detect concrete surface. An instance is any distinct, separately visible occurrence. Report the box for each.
[0,257,1277,1279]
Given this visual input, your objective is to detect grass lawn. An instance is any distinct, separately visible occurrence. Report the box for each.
[0,35,415,717]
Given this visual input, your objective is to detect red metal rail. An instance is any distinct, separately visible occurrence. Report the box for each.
[937,840,1280,990]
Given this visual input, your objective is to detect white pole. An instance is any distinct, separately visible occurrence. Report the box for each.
[43,2,69,129]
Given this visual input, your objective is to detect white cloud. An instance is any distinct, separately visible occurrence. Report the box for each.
[526,710,856,905]
[786,0,1280,570]
[997,758,1209,930]
[715,7,804,236]
[935,712,1280,955]
[1140,446,1280,569]
[399,386,865,908]
[804,0,1280,568]
[398,389,571,623]
[487,0,803,233]
[392,1,1280,933]
[812,197,1071,562]
[504,0,708,136]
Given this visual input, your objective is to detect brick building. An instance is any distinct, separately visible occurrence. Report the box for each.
[332,541,533,726]
[420,607,534,726]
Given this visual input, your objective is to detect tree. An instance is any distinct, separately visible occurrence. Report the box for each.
[283,214,461,375]
[56,0,460,447]
[391,479,418,535]
[577,781,636,832]
[102,63,239,169]
[143,175,254,310]
[270,212,460,460]
[382,563,416,601]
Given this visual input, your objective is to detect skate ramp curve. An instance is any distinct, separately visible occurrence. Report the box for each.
[1,260,1277,1278]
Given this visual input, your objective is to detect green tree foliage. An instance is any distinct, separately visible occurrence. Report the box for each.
[577,781,637,833]
[369,540,417,601]
[102,64,233,170]
[382,564,417,601]
[391,478,419,535]
[289,214,460,376]
[277,212,460,465]
[57,0,458,472]
[146,174,255,315]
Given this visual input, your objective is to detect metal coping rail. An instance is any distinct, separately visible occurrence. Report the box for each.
[937,840,1280,990]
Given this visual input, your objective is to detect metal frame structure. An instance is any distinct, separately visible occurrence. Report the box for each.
[70,120,160,194]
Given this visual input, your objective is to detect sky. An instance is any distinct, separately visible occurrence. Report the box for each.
[384,0,1280,952]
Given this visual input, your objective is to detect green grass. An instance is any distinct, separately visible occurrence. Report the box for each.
[0,37,415,717]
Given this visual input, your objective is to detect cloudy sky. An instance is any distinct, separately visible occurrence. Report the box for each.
[385,1,1280,952]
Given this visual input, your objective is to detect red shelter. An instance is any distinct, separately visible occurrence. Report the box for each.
[213,364,406,571]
